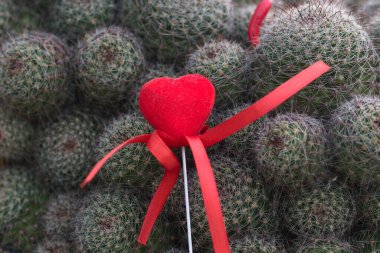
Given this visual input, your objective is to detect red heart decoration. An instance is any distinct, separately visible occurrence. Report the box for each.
[139,74,215,144]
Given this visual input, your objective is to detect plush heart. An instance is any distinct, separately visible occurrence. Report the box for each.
[139,74,215,144]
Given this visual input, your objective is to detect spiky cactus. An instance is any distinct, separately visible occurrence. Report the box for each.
[251,1,379,116]
[74,189,171,252]
[351,230,380,253]
[328,96,380,184]
[185,40,251,110]
[35,110,102,190]
[0,107,33,162]
[167,156,277,251]
[122,0,232,62]
[0,168,47,252]
[96,113,159,189]
[283,184,355,238]
[230,234,287,253]
[0,32,71,119]
[293,239,352,253]
[76,26,145,107]
[34,238,72,253]
[43,193,79,241]
[52,0,115,41]
[254,114,328,189]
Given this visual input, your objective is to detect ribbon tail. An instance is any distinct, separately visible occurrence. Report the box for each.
[138,131,181,245]
[201,61,331,147]
[186,136,231,253]
[80,134,151,188]
[248,0,272,47]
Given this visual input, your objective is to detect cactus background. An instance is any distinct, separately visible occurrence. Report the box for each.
[0,0,379,252]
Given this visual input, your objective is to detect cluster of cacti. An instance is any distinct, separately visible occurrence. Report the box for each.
[0,32,71,119]
[185,39,251,110]
[76,26,145,108]
[35,110,102,190]
[0,0,380,252]
[251,1,379,116]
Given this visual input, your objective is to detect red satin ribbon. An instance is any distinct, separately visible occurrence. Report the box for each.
[248,0,272,47]
[81,61,331,253]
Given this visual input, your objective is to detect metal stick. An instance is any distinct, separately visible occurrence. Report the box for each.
[181,147,193,253]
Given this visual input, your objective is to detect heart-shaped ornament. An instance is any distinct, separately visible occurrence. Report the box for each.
[139,74,215,144]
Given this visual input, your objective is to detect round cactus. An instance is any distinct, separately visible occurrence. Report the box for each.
[0,107,33,162]
[357,190,380,229]
[96,113,159,189]
[293,239,352,253]
[251,1,379,116]
[34,238,72,253]
[52,0,115,41]
[254,113,328,189]
[43,193,79,241]
[122,0,232,62]
[0,32,71,119]
[283,184,355,238]
[328,96,380,184]
[185,39,251,110]
[36,110,102,190]
[352,230,380,253]
[167,155,277,251]
[230,234,287,253]
[74,189,171,252]
[76,26,145,107]
[0,168,47,252]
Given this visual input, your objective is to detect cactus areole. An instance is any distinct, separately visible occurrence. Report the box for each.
[79,60,330,252]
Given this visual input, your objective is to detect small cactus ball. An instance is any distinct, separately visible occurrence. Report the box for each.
[0,168,47,252]
[122,0,232,62]
[167,156,277,251]
[36,110,102,190]
[293,239,352,253]
[76,26,145,107]
[52,0,115,40]
[254,114,327,189]
[329,96,380,184]
[230,235,287,253]
[34,239,72,253]
[0,107,33,162]
[96,113,159,189]
[0,32,70,119]
[74,189,171,252]
[185,39,250,110]
[251,1,379,116]
[283,184,355,238]
[43,193,78,241]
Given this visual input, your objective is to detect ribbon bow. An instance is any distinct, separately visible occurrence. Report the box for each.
[81,61,330,253]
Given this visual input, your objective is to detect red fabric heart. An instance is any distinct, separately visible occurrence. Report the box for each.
[139,74,215,145]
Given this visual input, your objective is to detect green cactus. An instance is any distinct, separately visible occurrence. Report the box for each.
[328,96,380,184]
[122,0,232,62]
[283,184,355,238]
[185,39,251,110]
[0,107,33,162]
[351,230,380,253]
[96,113,160,189]
[34,238,72,253]
[230,234,287,253]
[52,0,115,41]
[229,4,256,46]
[254,113,328,189]
[0,32,71,120]
[43,193,79,241]
[76,26,145,107]
[293,239,352,253]
[167,155,278,251]
[36,110,102,190]
[0,168,47,252]
[74,188,171,252]
[357,190,380,229]
[251,1,379,116]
